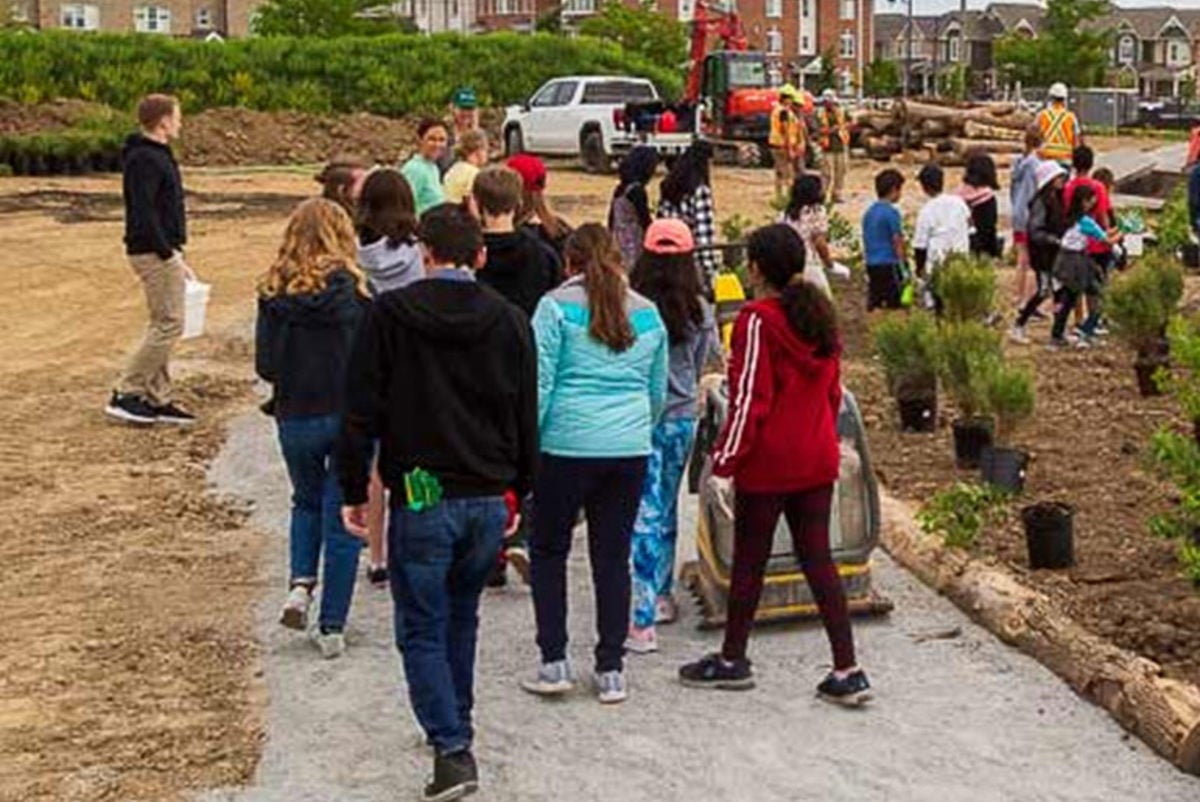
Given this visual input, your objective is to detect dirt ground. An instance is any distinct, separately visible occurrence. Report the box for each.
[2,134,1197,800]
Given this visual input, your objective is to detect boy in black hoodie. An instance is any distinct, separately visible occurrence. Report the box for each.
[472,165,561,587]
[338,203,536,802]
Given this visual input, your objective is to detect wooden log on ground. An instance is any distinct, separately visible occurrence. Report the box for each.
[880,494,1200,776]
[865,134,902,161]
[921,118,952,138]
[949,137,1025,156]
[964,119,1025,142]
[962,107,1036,130]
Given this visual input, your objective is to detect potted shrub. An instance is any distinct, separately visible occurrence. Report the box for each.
[935,321,1001,468]
[1107,254,1184,396]
[1158,314,1200,443]
[873,312,938,432]
[980,363,1035,492]
[930,252,997,323]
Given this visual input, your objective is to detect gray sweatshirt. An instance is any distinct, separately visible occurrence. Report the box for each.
[358,236,424,295]
[1010,153,1042,235]
[665,302,718,420]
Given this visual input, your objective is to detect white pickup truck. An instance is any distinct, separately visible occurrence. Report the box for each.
[503,75,690,173]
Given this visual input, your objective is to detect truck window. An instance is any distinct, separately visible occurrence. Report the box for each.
[553,81,580,106]
[728,60,768,88]
[581,81,657,104]
[531,82,561,108]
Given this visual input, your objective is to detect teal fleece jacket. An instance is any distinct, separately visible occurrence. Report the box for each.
[532,276,668,458]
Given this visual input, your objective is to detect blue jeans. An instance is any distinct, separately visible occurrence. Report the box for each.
[631,418,697,628]
[277,414,363,633]
[389,496,506,755]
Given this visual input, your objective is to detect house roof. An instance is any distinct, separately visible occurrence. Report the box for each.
[984,3,1045,35]
[1093,8,1200,39]
[940,9,1003,40]
[875,13,939,43]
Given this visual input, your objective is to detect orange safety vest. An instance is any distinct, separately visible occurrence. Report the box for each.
[817,106,850,150]
[769,103,804,151]
[1038,105,1078,161]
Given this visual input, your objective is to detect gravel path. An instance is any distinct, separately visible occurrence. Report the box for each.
[201,412,1200,802]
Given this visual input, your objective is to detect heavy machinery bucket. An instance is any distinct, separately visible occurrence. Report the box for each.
[681,384,894,628]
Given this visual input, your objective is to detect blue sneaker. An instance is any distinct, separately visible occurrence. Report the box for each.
[520,659,575,696]
[817,669,872,707]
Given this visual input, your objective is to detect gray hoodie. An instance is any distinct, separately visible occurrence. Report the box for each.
[665,302,719,420]
[1010,153,1042,235]
[358,236,424,295]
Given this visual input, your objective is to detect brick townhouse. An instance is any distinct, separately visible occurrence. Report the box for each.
[475,0,874,95]
[13,0,264,37]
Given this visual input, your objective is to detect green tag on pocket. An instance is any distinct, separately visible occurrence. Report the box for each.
[403,468,443,513]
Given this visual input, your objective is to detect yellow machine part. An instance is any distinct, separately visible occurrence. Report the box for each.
[713,272,747,351]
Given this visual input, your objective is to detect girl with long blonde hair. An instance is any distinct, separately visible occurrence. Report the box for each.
[255,198,372,660]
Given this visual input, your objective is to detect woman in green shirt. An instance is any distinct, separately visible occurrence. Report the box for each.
[402,119,449,217]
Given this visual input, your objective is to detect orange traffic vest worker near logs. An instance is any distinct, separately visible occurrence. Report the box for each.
[1037,83,1083,163]
[769,84,807,200]
[817,89,851,204]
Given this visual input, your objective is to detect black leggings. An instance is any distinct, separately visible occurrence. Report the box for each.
[1015,269,1053,328]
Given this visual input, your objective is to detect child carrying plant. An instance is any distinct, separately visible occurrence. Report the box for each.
[625,219,717,654]
[912,163,971,314]
[1050,184,1120,350]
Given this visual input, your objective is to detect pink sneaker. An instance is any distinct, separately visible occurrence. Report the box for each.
[625,625,658,655]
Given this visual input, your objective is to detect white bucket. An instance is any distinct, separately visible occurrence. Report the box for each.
[182,280,211,340]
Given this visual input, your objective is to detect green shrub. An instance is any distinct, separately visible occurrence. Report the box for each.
[917,482,1010,550]
[985,363,1035,445]
[1157,314,1200,419]
[0,31,681,117]
[1108,253,1184,353]
[930,252,997,323]
[872,312,938,398]
[1179,539,1200,587]
[935,322,1002,420]
[1156,183,1192,256]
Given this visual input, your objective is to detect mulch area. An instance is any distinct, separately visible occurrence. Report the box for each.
[836,267,1200,688]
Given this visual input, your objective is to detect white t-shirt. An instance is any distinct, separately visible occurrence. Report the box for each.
[913,193,972,269]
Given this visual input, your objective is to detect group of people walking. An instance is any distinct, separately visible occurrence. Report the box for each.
[109,90,868,802]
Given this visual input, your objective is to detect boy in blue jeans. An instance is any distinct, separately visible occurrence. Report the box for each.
[861,169,907,311]
[339,204,537,802]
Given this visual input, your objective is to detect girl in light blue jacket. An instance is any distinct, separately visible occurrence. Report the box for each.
[522,223,668,705]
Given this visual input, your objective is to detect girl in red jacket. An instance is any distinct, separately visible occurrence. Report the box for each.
[679,224,871,706]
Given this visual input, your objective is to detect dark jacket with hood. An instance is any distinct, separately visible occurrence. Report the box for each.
[337,272,538,506]
[254,270,370,420]
[122,134,186,259]
[711,297,842,493]
[478,229,563,317]
[1028,187,1068,276]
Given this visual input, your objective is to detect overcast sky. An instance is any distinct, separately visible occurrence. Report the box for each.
[878,0,1200,15]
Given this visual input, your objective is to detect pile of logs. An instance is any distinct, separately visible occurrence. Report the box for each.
[853,99,1037,168]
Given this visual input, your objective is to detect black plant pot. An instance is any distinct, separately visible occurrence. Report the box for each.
[980,446,1028,493]
[1134,353,1169,398]
[1182,243,1200,269]
[897,393,937,433]
[952,418,993,469]
[1022,502,1074,570]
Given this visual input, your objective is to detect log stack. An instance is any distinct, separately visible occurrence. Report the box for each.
[852,98,1036,167]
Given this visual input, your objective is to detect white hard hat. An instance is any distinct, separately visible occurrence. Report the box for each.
[1048,82,1068,100]
[822,89,838,102]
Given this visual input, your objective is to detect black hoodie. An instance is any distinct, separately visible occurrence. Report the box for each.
[255,270,370,419]
[337,273,538,506]
[477,229,563,317]
[122,134,186,259]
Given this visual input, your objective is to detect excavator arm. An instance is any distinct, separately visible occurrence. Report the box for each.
[684,0,748,102]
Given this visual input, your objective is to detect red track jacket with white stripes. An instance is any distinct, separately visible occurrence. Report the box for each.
[711,298,842,493]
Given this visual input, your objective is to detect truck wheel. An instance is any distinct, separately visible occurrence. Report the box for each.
[505,127,524,157]
[581,131,610,174]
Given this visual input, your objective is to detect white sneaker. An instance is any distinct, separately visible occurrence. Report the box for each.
[595,670,628,704]
[311,629,346,660]
[1008,325,1030,345]
[654,595,679,625]
[279,585,312,631]
[625,626,659,655]
[520,659,575,696]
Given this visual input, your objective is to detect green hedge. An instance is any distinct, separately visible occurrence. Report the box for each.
[0,31,681,116]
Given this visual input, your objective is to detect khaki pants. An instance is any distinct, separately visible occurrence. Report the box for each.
[771,147,795,195]
[822,149,849,202]
[118,252,186,406]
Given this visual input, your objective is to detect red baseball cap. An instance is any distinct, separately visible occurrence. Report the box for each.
[506,154,547,193]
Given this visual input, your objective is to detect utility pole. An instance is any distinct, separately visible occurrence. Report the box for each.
[904,0,913,99]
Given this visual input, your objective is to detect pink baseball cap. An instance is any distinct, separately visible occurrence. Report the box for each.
[644,218,695,254]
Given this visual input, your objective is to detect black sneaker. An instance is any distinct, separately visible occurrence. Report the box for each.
[817,669,872,708]
[486,563,507,588]
[424,750,478,802]
[366,564,388,587]
[678,653,755,691]
[152,401,196,426]
[104,392,157,425]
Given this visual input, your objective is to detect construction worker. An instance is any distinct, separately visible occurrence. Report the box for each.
[1037,83,1083,165]
[817,89,851,204]
[769,84,806,200]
